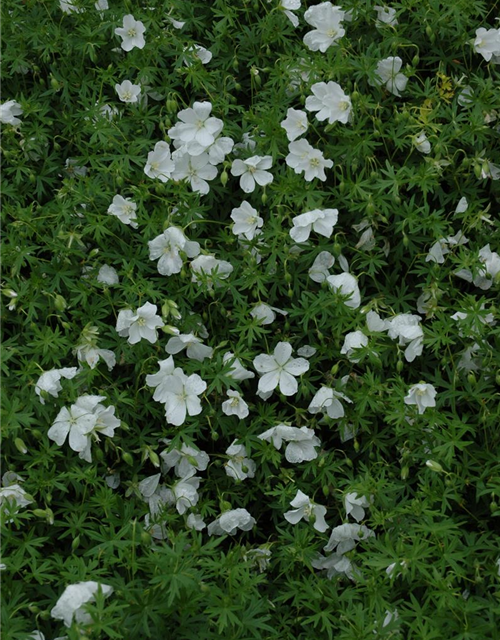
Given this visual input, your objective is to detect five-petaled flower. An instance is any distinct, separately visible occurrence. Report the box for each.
[114,14,146,51]
[404,383,437,414]
[253,342,309,397]
[284,489,329,532]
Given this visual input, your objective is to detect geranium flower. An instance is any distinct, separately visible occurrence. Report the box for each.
[456,244,500,290]
[308,386,352,419]
[340,331,368,362]
[183,44,213,65]
[285,139,333,181]
[280,0,301,27]
[326,273,361,308]
[146,357,176,403]
[231,155,274,193]
[305,81,352,124]
[374,5,398,26]
[51,582,113,628]
[225,441,256,481]
[284,490,329,532]
[230,201,263,240]
[309,251,335,282]
[404,383,437,414]
[207,508,256,535]
[35,367,78,404]
[344,492,370,522]
[303,2,346,52]
[250,303,288,325]
[114,14,146,51]
[253,341,309,396]
[324,523,375,554]
[311,552,355,580]
[165,333,213,362]
[258,425,321,462]
[148,227,200,276]
[187,513,206,530]
[206,135,234,165]
[107,194,138,228]
[144,141,175,182]
[168,102,222,154]
[289,208,338,242]
[0,100,23,126]
[222,390,249,418]
[385,313,423,362]
[280,108,308,141]
[160,439,209,478]
[97,264,119,285]
[473,27,500,61]
[222,352,255,381]
[115,80,141,103]
[74,395,121,463]
[165,476,201,514]
[371,57,408,96]
[116,301,164,344]
[47,403,97,453]
[190,255,234,285]
[161,369,207,426]
[172,151,217,195]
[414,131,431,154]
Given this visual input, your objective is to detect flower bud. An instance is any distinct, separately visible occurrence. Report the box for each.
[220,170,228,187]
[474,162,483,179]
[211,431,219,441]
[141,530,152,545]
[425,459,444,473]
[330,363,339,375]
[261,191,268,204]
[122,451,133,466]
[33,509,48,518]
[467,372,476,385]
[14,437,27,454]
[149,451,160,468]
[285,272,292,284]
[161,325,180,336]
[32,429,43,440]
[396,359,404,373]
[401,465,409,480]
[71,535,81,551]
[354,439,360,452]
[220,500,232,512]
[322,485,329,497]
[54,294,67,312]
[412,54,420,66]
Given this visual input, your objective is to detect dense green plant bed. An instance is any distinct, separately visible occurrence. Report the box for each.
[2,0,500,638]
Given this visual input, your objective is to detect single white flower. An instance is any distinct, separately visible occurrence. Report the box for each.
[324,523,375,554]
[107,194,138,228]
[344,492,370,522]
[326,273,361,309]
[65,157,87,177]
[35,367,78,404]
[371,57,408,96]
[74,395,120,463]
[206,135,234,165]
[59,0,82,13]
[414,131,431,154]
[75,344,116,371]
[231,155,273,193]
[253,341,309,397]
[473,27,500,61]
[305,81,352,124]
[0,484,33,514]
[187,513,206,530]
[280,108,308,141]
[116,301,164,344]
[97,264,119,285]
[115,80,141,103]
[183,44,213,65]
[311,552,355,580]
[457,244,500,289]
[426,239,449,264]
[172,151,217,195]
[284,489,329,532]
[207,508,256,536]
[230,201,263,240]
[308,386,352,419]
[222,352,255,381]
[303,2,346,52]
[95,0,108,10]
[366,310,389,332]
[225,441,256,481]
[47,403,97,453]
[165,333,213,362]
[309,251,335,282]
[51,582,113,627]
[190,255,234,285]
[290,208,338,243]
[374,5,398,26]
[285,139,333,181]
[222,390,249,418]
[340,331,369,362]
[243,546,272,572]
[114,14,146,51]
[148,226,200,276]
[165,476,201,514]
[160,439,209,479]
[169,102,222,154]
[404,383,437,414]
[257,425,321,463]
[385,314,424,362]
[146,357,176,403]
[144,141,175,182]
[281,0,301,27]
[161,369,207,426]
[0,100,23,126]
[297,345,317,357]
[250,303,287,325]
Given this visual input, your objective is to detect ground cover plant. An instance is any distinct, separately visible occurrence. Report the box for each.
[1,0,500,638]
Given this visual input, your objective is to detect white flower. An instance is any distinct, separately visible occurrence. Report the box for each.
[146,357,176,403]
[231,156,273,193]
[0,100,23,126]
[311,552,355,580]
[51,582,113,627]
[114,14,146,51]
[324,523,375,554]
[107,194,138,228]
[74,395,120,463]
[206,135,234,165]
[404,383,437,414]
[297,345,316,357]
[144,141,175,182]
[385,314,424,362]
[480,160,500,180]
[160,439,209,478]
[284,489,329,532]
[473,27,500,61]
[116,301,164,344]
[187,513,206,530]
[426,239,449,264]
[183,44,213,65]
[326,273,361,309]
[243,546,272,572]
[225,441,256,481]
[308,386,352,419]
[35,367,78,404]
[285,139,333,181]
[281,0,301,27]
[230,201,263,240]
[95,0,108,10]
[250,303,287,325]
[280,108,308,141]
[374,5,398,26]
[115,80,141,103]
[257,425,321,463]
[222,352,255,381]
[253,341,309,397]
[148,226,200,276]
[65,158,87,177]
[207,508,256,536]
[456,244,500,290]
[290,208,338,242]
[306,82,352,124]
[166,333,213,362]
[386,559,408,577]
[344,492,370,522]
[457,86,474,106]
[222,390,249,418]
[59,0,82,13]
[340,331,369,362]
[75,344,116,371]
[309,251,335,283]
[169,102,222,154]
[47,403,97,453]
[303,2,346,52]
[190,255,234,285]
[414,131,431,154]
[161,369,207,426]
[165,476,201,514]
[97,264,119,285]
[0,484,33,514]
[172,151,217,195]
[372,57,408,96]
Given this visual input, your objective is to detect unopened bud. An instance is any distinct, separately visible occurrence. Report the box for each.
[331,363,339,376]
[71,535,81,551]
[220,500,232,512]
[220,170,228,187]
[261,191,267,204]
[54,294,67,312]
[14,437,27,454]
[425,460,444,473]
[122,452,133,466]
[141,530,152,545]
[401,465,409,480]
[149,451,160,468]
[396,360,404,373]
[161,325,180,336]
